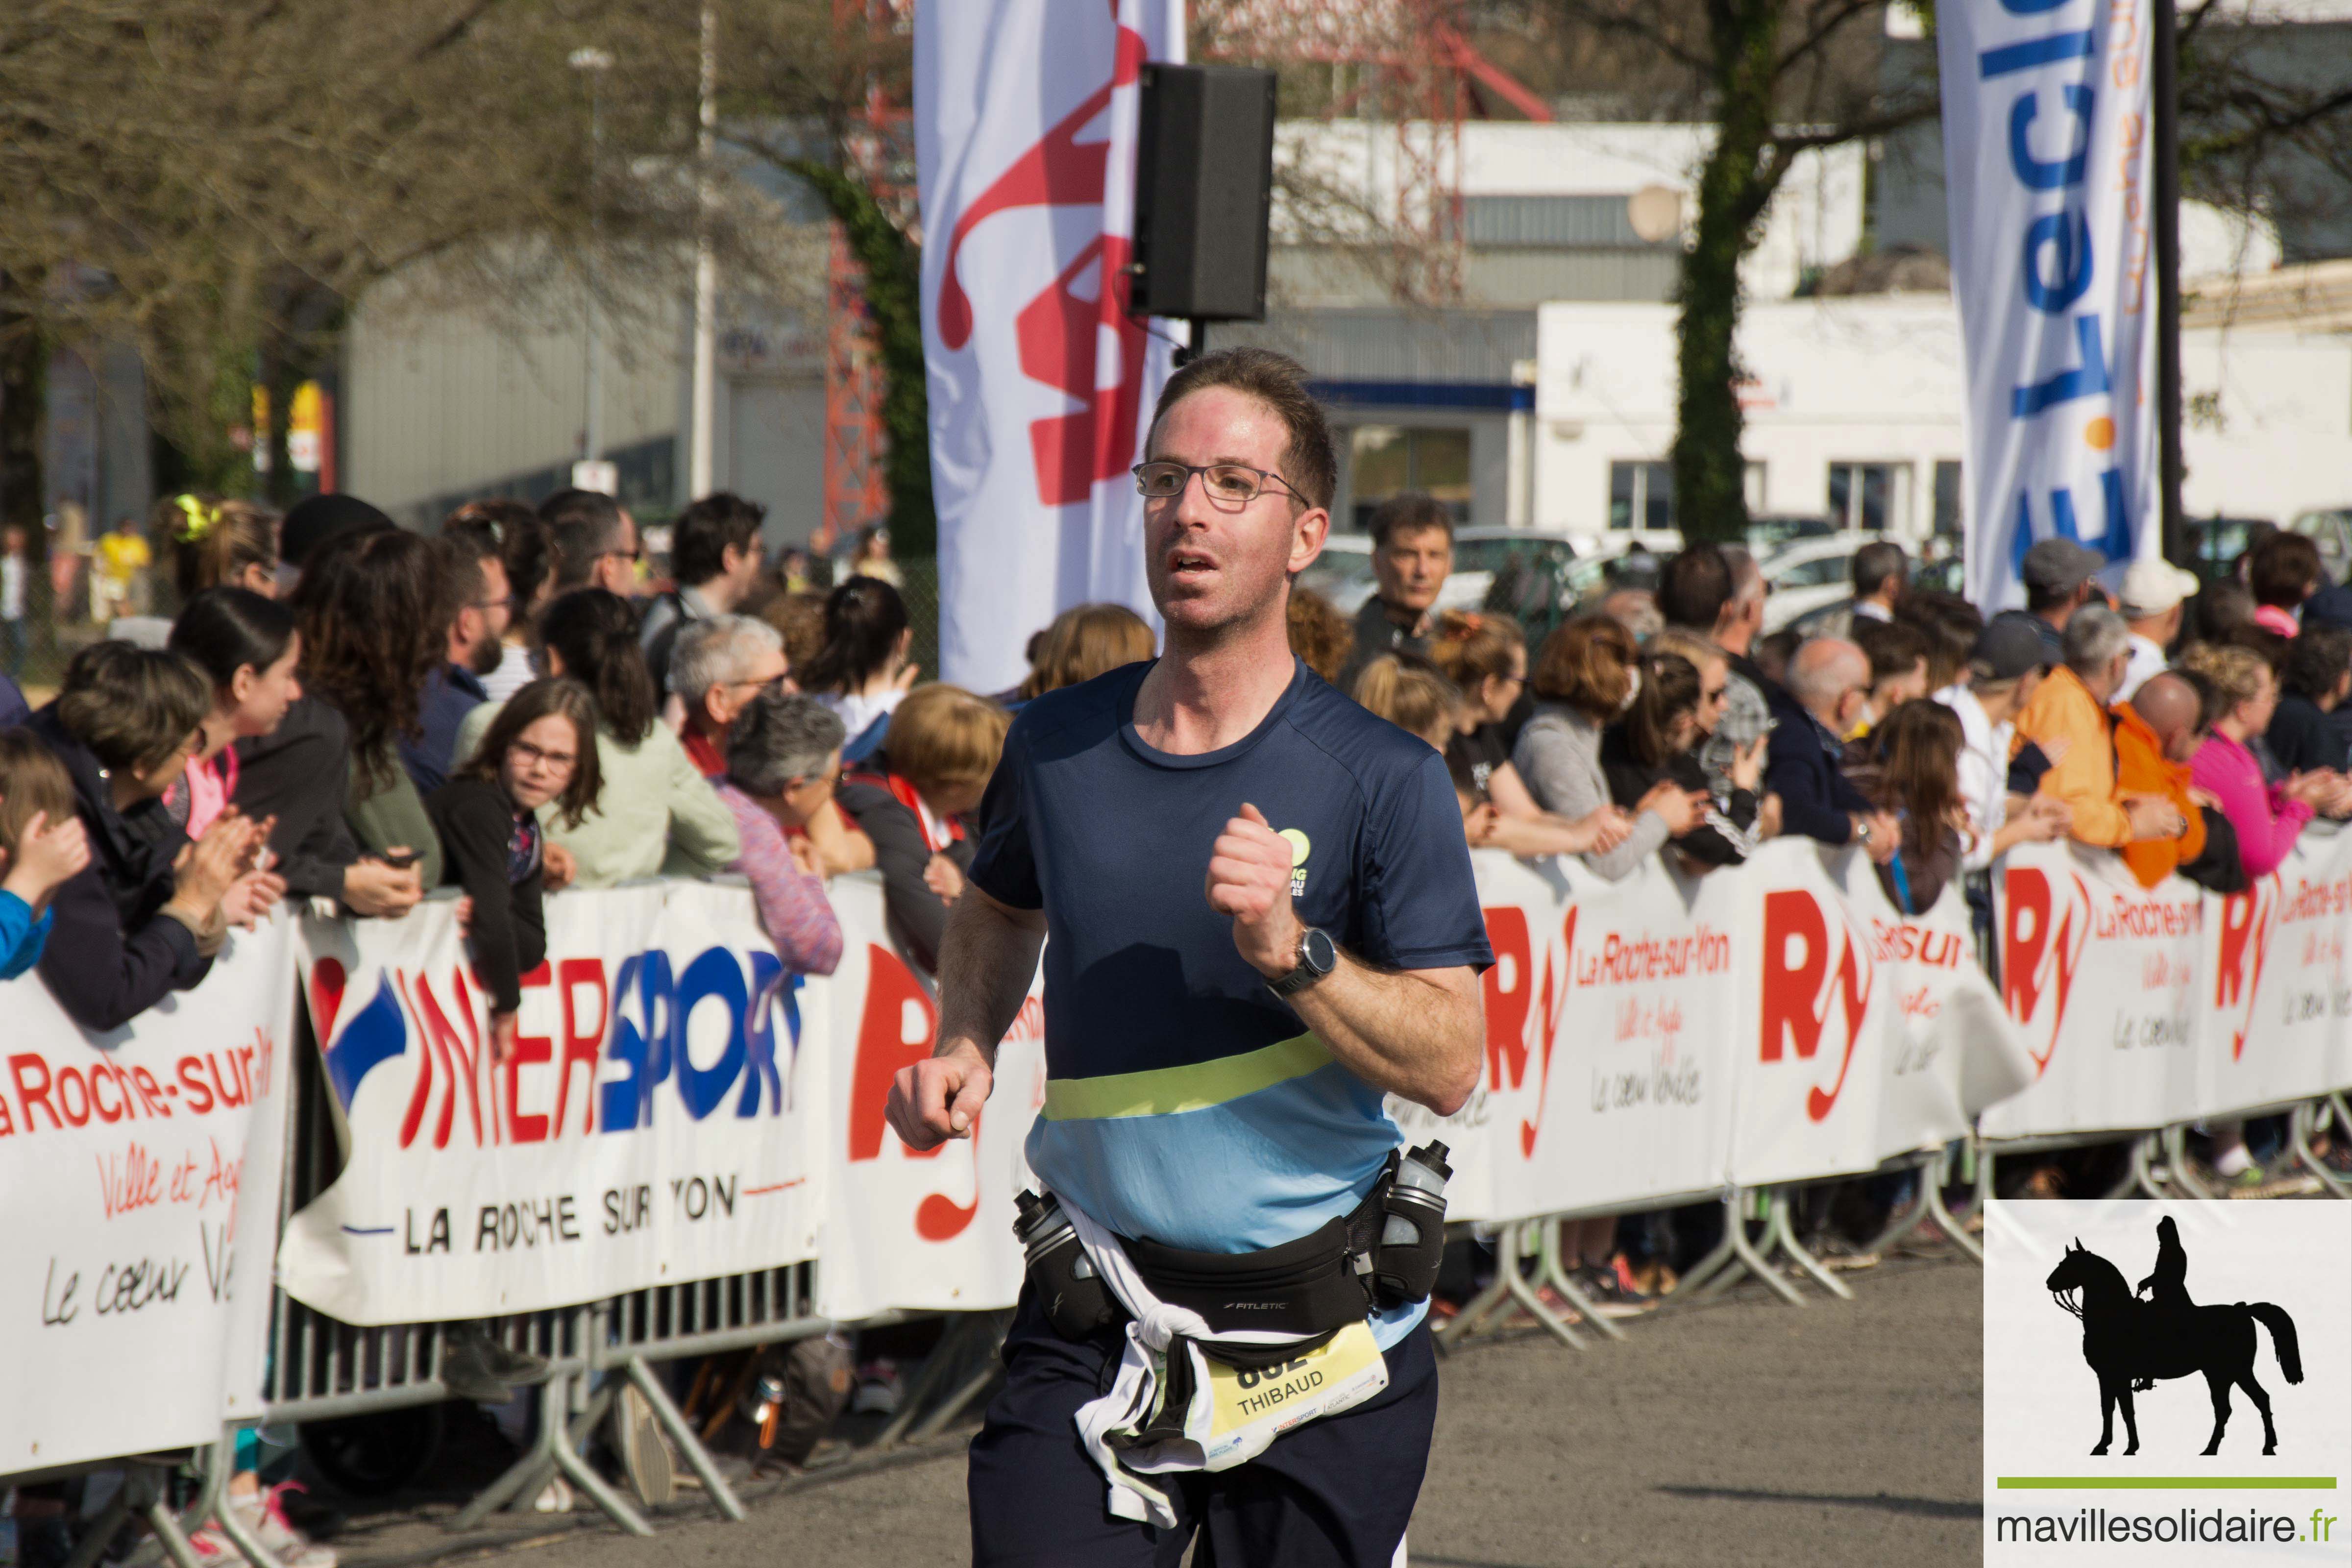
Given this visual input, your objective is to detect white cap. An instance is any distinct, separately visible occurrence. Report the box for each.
[2117,557,2201,618]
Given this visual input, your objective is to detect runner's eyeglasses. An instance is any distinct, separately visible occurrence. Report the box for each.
[1132,461,1306,509]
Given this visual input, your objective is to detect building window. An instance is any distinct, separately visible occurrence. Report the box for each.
[1933,461,1963,539]
[1349,426,1472,531]
[1609,461,1674,530]
[1827,462,1911,532]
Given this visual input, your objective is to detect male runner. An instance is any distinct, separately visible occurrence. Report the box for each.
[886,347,1491,1567]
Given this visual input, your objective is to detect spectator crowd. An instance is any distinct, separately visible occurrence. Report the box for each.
[6,467,2352,1557]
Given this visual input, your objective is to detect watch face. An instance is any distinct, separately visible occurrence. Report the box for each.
[1302,928,1338,973]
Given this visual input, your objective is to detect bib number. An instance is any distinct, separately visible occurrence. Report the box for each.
[1204,1321,1386,1442]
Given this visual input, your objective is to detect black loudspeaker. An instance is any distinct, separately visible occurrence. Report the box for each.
[1133,63,1276,323]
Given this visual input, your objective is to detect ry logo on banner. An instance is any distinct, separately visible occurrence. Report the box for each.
[1480,906,1570,1156]
[2003,864,2092,1072]
[1759,889,1874,1122]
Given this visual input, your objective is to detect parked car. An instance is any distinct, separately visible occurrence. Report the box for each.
[2186,515,2278,582]
[1759,533,1889,633]
[1746,514,1838,556]
[1298,528,1596,651]
[2288,507,2352,585]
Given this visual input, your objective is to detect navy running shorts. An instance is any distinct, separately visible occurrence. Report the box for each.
[967,1285,1438,1568]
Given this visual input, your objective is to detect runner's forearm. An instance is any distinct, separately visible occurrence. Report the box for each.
[934,884,1046,1064]
[1284,958,1481,1115]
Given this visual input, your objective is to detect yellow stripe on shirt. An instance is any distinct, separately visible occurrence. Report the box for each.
[1041,1032,1333,1121]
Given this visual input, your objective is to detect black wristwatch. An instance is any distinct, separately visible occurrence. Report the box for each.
[1267,927,1339,1000]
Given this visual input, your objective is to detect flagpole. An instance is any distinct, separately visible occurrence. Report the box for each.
[2153,0,2186,566]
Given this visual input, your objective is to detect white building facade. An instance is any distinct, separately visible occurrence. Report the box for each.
[1534,294,2352,544]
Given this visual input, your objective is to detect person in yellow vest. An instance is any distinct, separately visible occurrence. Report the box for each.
[92,515,152,624]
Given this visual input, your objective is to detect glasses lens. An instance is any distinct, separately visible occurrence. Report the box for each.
[1205,466,1260,502]
[1136,463,1184,497]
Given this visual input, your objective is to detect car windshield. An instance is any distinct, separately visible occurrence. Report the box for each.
[1747,516,1835,554]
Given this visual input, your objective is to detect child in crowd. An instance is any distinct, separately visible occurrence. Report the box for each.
[0,732,92,979]
[0,524,30,679]
[837,684,1007,976]
[431,679,602,1066]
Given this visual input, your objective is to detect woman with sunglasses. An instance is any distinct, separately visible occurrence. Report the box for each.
[1601,645,1763,870]
[1427,611,1635,858]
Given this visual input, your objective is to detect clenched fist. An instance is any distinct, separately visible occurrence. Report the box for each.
[1205,803,1306,979]
[885,1040,994,1152]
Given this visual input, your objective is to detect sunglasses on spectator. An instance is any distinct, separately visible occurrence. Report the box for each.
[1132,461,1306,508]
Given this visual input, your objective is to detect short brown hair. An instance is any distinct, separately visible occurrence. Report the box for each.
[756,590,830,678]
[1149,347,1336,512]
[1368,491,1454,550]
[882,684,1011,798]
[1854,618,1931,688]
[56,641,210,776]
[1529,614,1637,722]
[459,678,604,829]
[0,730,75,857]
[2249,531,2322,610]
[1286,586,1353,684]
[1018,603,1155,700]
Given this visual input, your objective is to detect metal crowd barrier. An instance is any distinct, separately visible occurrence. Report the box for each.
[24,871,2352,1568]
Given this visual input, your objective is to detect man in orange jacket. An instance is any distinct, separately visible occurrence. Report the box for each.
[2114,671,2208,888]
[2015,605,2187,850]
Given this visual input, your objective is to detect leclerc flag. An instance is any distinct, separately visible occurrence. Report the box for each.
[1939,0,2160,612]
[917,0,1183,691]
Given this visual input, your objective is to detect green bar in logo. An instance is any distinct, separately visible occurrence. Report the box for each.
[1997,1477,2340,1490]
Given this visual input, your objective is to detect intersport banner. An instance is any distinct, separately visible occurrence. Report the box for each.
[916,0,1183,692]
[278,874,1050,1327]
[1396,841,2035,1222]
[280,883,829,1325]
[1984,827,2352,1139]
[1939,0,2159,611]
[0,915,294,1473]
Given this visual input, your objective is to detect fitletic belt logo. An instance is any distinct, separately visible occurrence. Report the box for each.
[1983,1200,2350,1563]
[1279,829,1311,898]
[2047,1218,2303,1457]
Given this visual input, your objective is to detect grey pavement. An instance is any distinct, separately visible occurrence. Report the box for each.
[333,1256,1982,1568]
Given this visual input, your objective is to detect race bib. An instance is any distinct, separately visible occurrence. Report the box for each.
[1195,1321,1390,1467]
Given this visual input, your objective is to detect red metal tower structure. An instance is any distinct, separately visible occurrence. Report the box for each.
[1195,0,1550,305]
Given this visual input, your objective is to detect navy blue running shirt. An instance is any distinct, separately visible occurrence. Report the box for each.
[968,658,1491,1347]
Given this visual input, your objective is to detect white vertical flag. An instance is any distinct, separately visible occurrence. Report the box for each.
[917,0,1183,691]
[1940,0,2160,612]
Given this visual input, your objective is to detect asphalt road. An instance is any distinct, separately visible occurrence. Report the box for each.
[334,1256,1982,1568]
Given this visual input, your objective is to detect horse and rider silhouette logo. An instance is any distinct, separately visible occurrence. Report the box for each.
[2045,1217,2303,1457]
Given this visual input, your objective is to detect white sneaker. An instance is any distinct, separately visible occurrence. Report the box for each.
[231,1485,337,1568]
[612,1385,676,1508]
[187,1522,251,1567]
[531,1476,573,1514]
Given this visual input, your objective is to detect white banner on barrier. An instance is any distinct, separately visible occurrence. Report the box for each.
[814,878,1044,1322]
[2204,824,2352,1117]
[1396,850,1736,1225]
[279,883,828,1325]
[1984,843,2208,1139]
[1400,842,2032,1221]
[0,916,294,1473]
